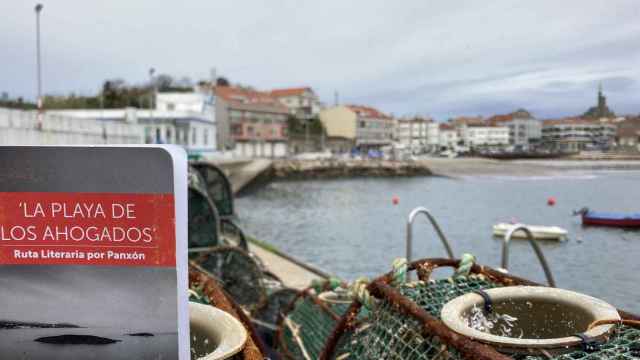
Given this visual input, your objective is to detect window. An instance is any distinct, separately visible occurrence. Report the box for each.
[144,127,153,144]
[203,129,209,146]
[167,103,175,111]
[166,128,172,143]
[192,128,197,145]
[231,124,243,135]
[183,129,188,144]
[359,121,366,128]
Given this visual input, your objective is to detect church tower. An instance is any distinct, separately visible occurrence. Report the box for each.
[597,83,607,116]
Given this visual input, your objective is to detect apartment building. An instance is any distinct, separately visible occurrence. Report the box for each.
[319,105,394,153]
[395,116,433,149]
[270,87,323,120]
[459,124,510,148]
[215,86,289,157]
[438,123,459,150]
[541,118,616,152]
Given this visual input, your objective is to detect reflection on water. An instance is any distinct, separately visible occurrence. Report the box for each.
[237,170,640,313]
[0,328,178,360]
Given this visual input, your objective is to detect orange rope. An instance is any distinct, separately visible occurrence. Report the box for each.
[587,319,640,331]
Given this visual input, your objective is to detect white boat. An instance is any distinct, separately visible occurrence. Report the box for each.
[492,223,568,241]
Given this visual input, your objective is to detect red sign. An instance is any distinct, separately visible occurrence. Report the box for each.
[0,192,175,267]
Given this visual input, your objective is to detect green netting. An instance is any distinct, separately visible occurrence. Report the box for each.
[335,276,640,360]
[188,166,220,252]
[522,327,640,360]
[281,296,353,359]
[192,163,234,218]
[345,276,497,360]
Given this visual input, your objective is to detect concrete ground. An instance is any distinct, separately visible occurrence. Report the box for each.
[249,242,322,290]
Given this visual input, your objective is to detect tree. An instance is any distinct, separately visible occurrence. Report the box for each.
[216,77,230,87]
[153,74,174,92]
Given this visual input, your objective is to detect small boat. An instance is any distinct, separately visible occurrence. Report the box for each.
[493,223,568,241]
[575,207,640,228]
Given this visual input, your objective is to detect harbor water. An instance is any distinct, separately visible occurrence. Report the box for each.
[237,170,640,313]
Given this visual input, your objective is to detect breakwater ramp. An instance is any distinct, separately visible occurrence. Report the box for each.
[211,158,433,194]
[209,157,640,194]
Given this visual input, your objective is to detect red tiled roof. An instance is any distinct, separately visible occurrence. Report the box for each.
[269,87,312,97]
[450,116,485,127]
[215,86,288,111]
[439,123,454,130]
[486,114,514,126]
[346,105,391,119]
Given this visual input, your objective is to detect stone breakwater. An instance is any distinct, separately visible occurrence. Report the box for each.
[270,159,432,179]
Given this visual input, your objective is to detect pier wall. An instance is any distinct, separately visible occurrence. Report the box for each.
[271,159,433,179]
[0,108,142,145]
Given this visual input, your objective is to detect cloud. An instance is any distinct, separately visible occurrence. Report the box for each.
[1,0,639,118]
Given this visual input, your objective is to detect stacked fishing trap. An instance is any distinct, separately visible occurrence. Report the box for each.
[277,257,640,360]
[187,162,299,352]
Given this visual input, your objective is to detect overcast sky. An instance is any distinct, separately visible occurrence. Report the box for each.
[1,1,639,119]
[0,265,177,331]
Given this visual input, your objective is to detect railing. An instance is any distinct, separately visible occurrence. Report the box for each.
[406,207,455,265]
[501,224,556,287]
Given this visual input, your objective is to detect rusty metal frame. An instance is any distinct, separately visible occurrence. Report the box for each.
[275,286,348,360]
[189,267,266,360]
[313,257,640,360]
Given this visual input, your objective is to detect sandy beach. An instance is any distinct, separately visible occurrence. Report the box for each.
[418,157,640,177]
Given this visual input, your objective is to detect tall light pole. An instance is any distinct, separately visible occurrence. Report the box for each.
[148,67,156,109]
[35,4,44,128]
[148,67,156,143]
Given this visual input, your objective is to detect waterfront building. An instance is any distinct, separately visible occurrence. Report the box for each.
[615,117,640,151]
[269,87,323,120]
[156,92,213,113]
[438,123,458,150]
[215,86,289,158]
[6,90,219,156]
[426,122,441,151]
[541,117,616,152]
[44,103,216,156]
[319,105,394,154]
[487,110,541,150]
[395,116,433,152]
[504,117,542,150]
[459,123,510,149]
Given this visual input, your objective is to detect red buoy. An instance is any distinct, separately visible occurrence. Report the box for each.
[392,196,399,205]
[547,197,556,206]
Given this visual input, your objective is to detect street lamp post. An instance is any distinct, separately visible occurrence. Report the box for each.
[35,4,43,128]
[148,67,156,109]
[148,68,157,143]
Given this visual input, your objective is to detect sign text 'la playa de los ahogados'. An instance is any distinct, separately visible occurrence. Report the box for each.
[0,192,175,267]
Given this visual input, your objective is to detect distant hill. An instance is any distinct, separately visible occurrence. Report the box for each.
[0,320,81,329]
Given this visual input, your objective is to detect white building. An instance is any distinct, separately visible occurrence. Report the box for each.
[47,108,215,157]
[269,87,323,120]
[541,118,616,152]
[426,122,440,150]
[395,117,432,150]
[438,123,459,149]
[503,117,542,150]
[460,124,510,148]
[156,92,213,113]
